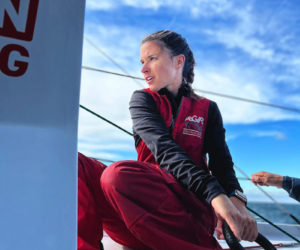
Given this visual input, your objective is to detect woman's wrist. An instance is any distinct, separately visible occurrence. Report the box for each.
[211,193,229,207]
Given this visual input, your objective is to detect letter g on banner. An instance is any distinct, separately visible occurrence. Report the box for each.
[0,44,29,77]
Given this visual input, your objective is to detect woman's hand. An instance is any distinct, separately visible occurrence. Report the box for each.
[251,171,283,188]
[211,194,258,242]
[230,196,258,241]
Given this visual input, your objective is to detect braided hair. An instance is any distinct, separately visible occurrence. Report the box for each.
[142,30,198,98]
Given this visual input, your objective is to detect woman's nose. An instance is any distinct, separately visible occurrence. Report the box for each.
[141,63,149,74]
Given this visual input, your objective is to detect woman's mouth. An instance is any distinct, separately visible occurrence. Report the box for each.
[145,76,154,84]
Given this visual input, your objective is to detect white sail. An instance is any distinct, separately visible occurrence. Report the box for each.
[0,1,85,249]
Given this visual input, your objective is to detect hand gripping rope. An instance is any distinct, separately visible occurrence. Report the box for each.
[222,221,276,250]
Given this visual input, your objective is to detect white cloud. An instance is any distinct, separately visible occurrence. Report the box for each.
[251,130,286,140]
[81,20,300,127]
[78,68,140,159]
[80,22,300,136]
[78,23,150,159]
[86,0,233,15]
[207,29,275,61]
[190,0,232,18]
[284,95,300,108]
[199,1,300,87]
[79,149,123,162]
[193,64,300,124]
[124,0,161,10]
[202,4,278,62]
[85,0,117,10]
[82,24,144,72]
[79,141,133,151]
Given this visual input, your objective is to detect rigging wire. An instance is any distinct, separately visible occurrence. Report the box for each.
[195,89,300,113]
[247,206,300,244]
[82,66,143,80]
[93,158,115,164]
[84,37,144,88]
[234,164,300,225]
[81,66,300,114]
[79,104,133,137]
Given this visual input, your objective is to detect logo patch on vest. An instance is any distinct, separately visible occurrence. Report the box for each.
[183,115,204,138]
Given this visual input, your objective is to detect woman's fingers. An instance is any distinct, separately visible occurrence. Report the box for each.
[225,215,242,241]
[215,217,224,240]
[212,194,258,242]
[229,196,258,241]
[240,215,258,241]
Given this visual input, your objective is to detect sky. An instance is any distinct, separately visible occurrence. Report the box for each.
[78,0,300,203]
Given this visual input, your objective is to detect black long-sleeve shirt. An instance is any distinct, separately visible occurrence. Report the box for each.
[129,87,242,203]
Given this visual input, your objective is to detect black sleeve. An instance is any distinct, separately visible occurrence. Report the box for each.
[282,176,300,202]
[204,101,243,194]
[129,90,226,203]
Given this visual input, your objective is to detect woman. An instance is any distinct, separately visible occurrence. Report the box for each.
[78,30,258,250]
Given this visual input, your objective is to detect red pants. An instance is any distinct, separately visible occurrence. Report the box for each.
[78,153,222,250]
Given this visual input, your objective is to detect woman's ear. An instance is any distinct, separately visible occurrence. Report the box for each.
[175,54,185,70]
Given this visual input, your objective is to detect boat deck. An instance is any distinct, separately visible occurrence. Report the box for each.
[102,223,300,249]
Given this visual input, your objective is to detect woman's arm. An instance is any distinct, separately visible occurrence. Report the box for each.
[205,101,242,195]
[205,102,257,241]
[129,90,225,203]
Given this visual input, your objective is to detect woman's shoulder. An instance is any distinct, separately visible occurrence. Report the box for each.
[129,89,156,107]
[190,95,218,110]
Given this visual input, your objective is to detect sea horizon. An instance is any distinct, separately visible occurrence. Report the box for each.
[247,201,300,225]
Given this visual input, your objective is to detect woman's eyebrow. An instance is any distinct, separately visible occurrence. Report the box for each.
[140,53,158,63]
[147,53,159,59]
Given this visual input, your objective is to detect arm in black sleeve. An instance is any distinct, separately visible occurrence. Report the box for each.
[205,101,243,195]
[282,176,300,202]
[129,90,226,203]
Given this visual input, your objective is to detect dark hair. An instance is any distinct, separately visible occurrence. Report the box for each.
[142,30,198,98]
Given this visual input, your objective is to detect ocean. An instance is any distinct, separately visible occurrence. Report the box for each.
[247,202,300,224]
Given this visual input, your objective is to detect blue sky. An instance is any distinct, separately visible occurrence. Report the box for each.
[78,0,300,203]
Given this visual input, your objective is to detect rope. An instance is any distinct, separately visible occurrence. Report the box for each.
[79,104,133,137]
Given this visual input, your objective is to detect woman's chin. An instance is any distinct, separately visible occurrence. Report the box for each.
[149,86,161,92]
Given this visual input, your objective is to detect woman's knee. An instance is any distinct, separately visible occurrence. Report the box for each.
[100,161,139,192]
[100,161,169,209]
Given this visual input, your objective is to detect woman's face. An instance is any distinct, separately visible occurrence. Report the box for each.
[140,41,184,95]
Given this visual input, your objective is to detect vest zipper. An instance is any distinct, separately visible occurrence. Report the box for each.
[170,97,184,133]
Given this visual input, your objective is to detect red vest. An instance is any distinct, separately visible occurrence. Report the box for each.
[136,88,210,170]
